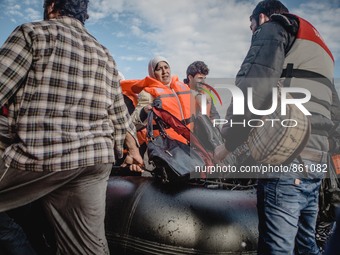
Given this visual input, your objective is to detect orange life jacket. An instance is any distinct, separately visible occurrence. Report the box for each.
[121,76,192,144]
[120,79,145,107]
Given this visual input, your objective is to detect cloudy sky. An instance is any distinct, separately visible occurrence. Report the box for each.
[0,0,339,82]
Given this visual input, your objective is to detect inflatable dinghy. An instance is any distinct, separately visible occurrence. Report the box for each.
[105,176,258,255]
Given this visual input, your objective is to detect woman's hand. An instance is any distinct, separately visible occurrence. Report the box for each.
[143,104,152,113]
[214,144,230,163]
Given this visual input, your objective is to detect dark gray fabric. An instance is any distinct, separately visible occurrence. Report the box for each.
[222,19,295,151]
[0,158,112,254]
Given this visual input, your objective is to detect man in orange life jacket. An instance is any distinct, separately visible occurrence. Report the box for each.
[121,56,191,156]
[214,0,337,254]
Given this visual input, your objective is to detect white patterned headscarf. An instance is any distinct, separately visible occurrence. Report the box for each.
[148,56,170,79]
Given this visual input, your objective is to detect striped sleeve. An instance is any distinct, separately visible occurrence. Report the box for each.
[109,84,137,158]
[0,25,33,106]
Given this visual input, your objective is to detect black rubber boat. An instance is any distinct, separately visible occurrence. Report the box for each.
[105,176,258,255]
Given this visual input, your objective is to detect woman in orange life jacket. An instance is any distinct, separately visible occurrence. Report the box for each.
[120,56,191,156]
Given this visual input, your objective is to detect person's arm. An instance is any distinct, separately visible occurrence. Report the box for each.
[209,101,220,121]
[0,25,33,107]
[214,144,230,163]
[121,131,144,172]
[109,93,144,171]
[221,20,293,152]
[108,82,140,153]
[130,90,153,130]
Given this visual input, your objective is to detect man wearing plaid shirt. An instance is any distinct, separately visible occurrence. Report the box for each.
[0,0,143,254]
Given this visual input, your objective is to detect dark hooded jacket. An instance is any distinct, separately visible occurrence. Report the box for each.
[222,14,336,161]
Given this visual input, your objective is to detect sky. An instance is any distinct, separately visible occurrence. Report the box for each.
[0,0,340,83]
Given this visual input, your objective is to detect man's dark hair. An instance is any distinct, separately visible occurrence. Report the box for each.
[184,61,209,84]
[44,0,89,24]
[250,0,289,24]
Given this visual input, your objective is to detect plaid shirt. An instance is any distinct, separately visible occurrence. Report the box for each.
[0,17,136,172]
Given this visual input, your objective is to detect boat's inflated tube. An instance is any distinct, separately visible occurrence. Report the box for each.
[105,176,258,255]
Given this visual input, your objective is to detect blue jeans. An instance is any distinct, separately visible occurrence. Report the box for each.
[0,212,37,255]
[257,178,321,255]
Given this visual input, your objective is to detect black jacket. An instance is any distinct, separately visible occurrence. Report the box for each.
[222,16,296,151]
